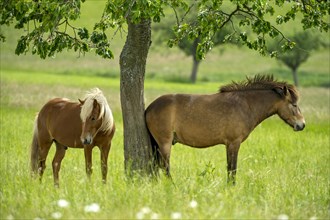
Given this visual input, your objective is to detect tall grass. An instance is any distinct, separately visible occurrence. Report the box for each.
[1,1,329,217]
[0,70,329,219]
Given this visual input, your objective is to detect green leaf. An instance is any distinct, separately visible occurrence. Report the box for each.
[78,28,89,40]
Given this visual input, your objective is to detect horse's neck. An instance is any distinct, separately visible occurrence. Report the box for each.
[244,90,279,127]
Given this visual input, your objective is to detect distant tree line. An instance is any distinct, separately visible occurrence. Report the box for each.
[153,7,327,85]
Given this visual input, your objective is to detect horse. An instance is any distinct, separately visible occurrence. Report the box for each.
[30,88,115,187]
[145,75,305,184]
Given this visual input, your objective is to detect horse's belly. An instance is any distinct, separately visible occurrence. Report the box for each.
[175,127,225,148]
[51,129,83,148]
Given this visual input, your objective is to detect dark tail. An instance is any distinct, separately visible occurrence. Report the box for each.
[149,130,162,170]
[144,113,162,176]
[30,116,39,177]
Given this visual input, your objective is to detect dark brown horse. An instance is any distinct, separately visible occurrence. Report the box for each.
[145,75,305,184]
[30,88,115,186]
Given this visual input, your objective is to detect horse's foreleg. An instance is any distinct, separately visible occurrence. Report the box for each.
[52,142,67,187]
[226,142,241,185]
[100,145,111,184]
[84,146,93,180]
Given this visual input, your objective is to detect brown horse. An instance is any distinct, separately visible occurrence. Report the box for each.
[30,88,115,187]
[145,75,305,184]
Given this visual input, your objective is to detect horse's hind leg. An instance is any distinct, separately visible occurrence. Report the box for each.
[158,142,172,178]
[52,142,67,187]
[100,144,111,184]
[38,137,53,182]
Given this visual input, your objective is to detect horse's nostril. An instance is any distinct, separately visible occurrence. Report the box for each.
[301,123,306,130]
[83,138,92,145]
[295,123,305,131]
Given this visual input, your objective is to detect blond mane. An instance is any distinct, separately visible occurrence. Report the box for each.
[80,88,114,132]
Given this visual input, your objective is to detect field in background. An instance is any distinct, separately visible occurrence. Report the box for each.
[1,1,329,219]
[1,70,329,219]
[1,1,329,87]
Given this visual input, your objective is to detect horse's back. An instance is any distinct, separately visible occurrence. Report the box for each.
[38,98,83,148]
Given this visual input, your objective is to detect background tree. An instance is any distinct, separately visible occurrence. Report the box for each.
[270,31,323,86]
[177,29,233,83]
[153,8,234,83]
[1,0,329,177]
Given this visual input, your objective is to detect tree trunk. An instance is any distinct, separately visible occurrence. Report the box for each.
[190,58,200,83]
[292,67,299,87]
[190,38,200,83]
[119,18,155,177]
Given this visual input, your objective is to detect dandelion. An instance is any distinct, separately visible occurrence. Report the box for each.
[189,200,198,208]
[151,212,159,220]
[51,212,62,219]
[57,199,70,208]
[277,214,289,220]
[136,206,152,219]
[84,203,100,213]
[171,212,182,219]
[6,214,14,220]
[136,211,144,220]
[140,207,151,214]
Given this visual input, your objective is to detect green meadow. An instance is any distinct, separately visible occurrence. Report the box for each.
[1,1,329,219]
[1,69,329,219]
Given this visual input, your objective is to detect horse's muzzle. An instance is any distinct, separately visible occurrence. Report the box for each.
[81,134,92,145]
[83,138,92,145]
[294,121,305,131]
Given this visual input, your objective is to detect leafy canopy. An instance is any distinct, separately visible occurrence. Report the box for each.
[1,0,329,59]
[270,30,323,71]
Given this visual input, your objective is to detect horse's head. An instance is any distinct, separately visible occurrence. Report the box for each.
[274,86,305,131]
[79,99,103,145]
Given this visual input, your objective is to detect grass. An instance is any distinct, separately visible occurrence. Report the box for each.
[1,1,329,218]
[0,70,329,219]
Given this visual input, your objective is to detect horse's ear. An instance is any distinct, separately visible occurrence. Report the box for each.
[273,86,288,98]
[79,99,85,105]
[283,86,288,96]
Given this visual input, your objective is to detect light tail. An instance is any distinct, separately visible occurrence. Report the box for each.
[30,116,39,177]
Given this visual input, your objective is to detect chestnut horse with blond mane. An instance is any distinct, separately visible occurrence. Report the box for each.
[30,88,115,187]
[146,75,305,184]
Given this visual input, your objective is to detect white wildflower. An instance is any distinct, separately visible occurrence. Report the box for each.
[151,212,159,220]
[171,212,182,219]
[189,200,198,208]
[141,206,151,214]
[136,211,144,220]
[6,215,14,220]
[136,206,153,219]
[84,203,100,213]
[277,214,289,220]
[51,212,62,219]
[57,199,70,208]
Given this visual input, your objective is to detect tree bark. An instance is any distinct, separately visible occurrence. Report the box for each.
[119,18,155,177]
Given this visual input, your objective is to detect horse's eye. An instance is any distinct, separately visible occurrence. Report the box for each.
[292,104,297,108]
[91,117,96,121]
